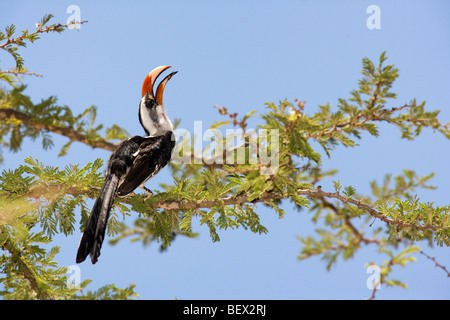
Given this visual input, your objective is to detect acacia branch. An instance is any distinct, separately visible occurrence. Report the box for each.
[1,230,50,299]
[2,69,43,77]
[297,188,436,232]
[23,181,438,233]
[317,195,381,245]
[305,104,413,140]
[153,192,285,210]
[419,250,450,278]
[0,108,117,151]
[150,188,436,232]
[0,20,88,50]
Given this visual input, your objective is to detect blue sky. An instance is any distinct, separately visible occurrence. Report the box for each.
[1,1,449,299]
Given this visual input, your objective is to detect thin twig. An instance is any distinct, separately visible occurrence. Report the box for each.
[419,250,450,278]
[3,70,43,77]
[0,20,87,49]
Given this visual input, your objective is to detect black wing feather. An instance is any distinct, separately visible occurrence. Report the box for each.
[117,131,174,196]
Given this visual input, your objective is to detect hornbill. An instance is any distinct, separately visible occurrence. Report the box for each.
[76,66,177,264]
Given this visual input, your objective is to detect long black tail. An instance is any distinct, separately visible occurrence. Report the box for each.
[76,174,119,264]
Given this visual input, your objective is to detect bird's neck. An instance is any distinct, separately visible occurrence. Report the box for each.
[139,103,173,137]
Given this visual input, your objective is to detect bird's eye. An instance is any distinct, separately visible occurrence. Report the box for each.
[145,99,157,109]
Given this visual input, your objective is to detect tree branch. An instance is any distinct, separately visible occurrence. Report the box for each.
[419,250,450,278]
[23,181,438,234]
[2,69,43,77]
[0,20,87,50]
[318,195,381,245]
[149,188,437,232]
[0,108,117,151]
[1,230,50,299]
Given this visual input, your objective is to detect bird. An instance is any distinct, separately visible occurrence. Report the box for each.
[76,66,177,264]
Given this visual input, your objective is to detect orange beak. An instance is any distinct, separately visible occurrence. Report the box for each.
[141,66,177,105]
